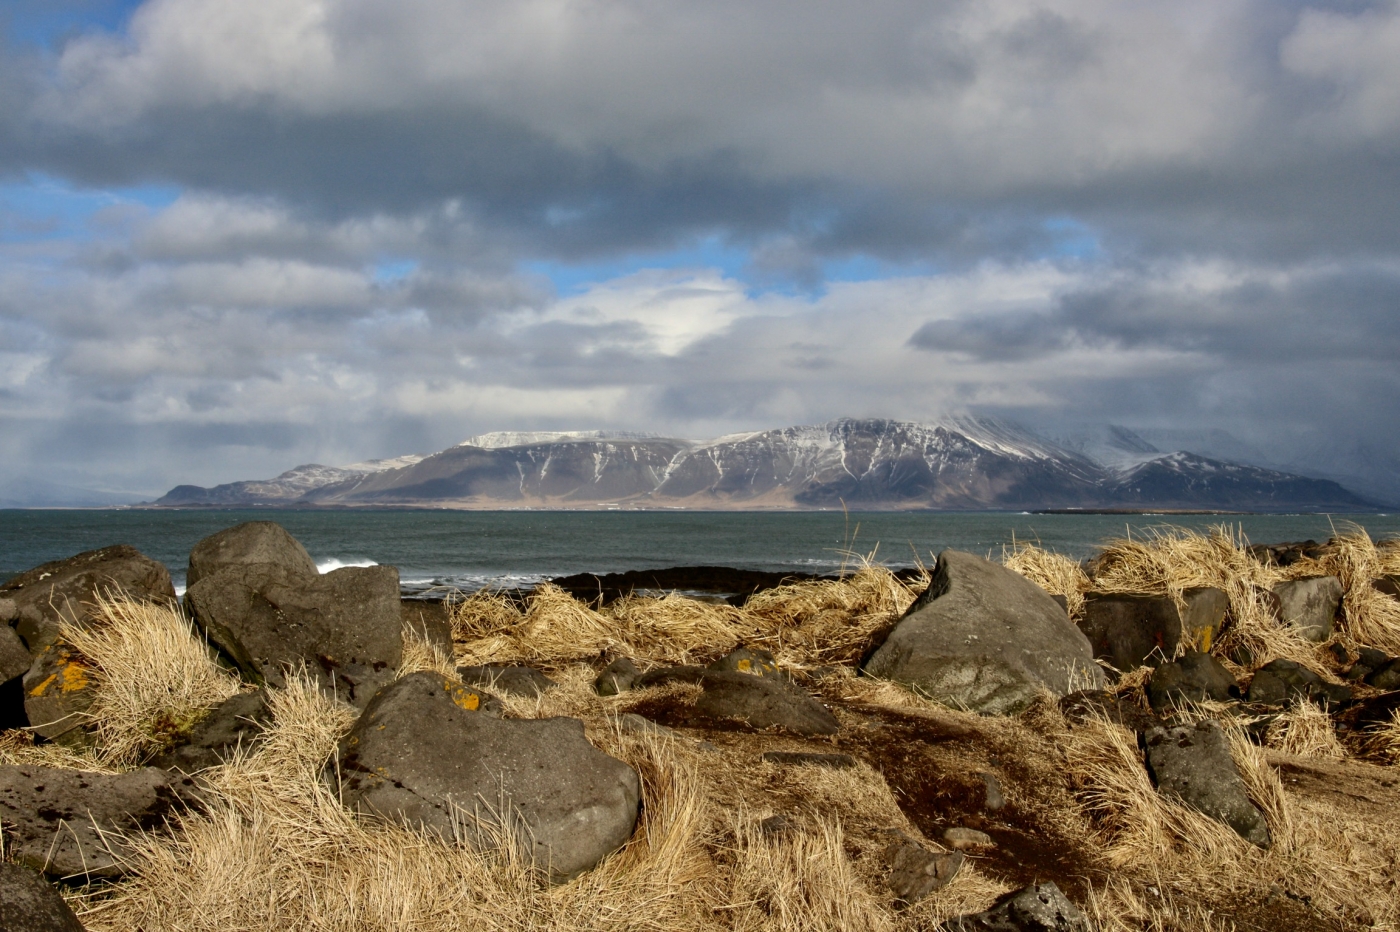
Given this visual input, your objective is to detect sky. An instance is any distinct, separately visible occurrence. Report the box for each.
[1,0,1399,501]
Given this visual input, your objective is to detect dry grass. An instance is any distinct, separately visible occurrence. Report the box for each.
[1262,700,1346,759]
[1001,540,1090,619]
[1289,523,1400,654]
[59,593,241,767]
[1367,709,1400,764]
[450,565,926,670]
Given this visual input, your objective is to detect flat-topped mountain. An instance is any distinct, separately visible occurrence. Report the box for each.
[155,417,1375,511]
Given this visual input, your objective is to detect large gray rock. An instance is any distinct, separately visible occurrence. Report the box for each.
[0,545,176,654]
[1146,651,1239,711]
[1270,576,1343,643]
[706,646,781,677]
[0,765,193,880]
[455,664,556,698]
[883,833,963,905]
[337,671,639,881]
[863,550,1103,714]
[0,863,86,931]
[1078,592,1181,671]
[694,670,840,734]
[1,622,31,682]
[150,690,272,772]
[22,641,98,745]
[594,657,640,695]
[186,520,318,589]
[1181,586,1229,652]
[1143,720,1270,848]
[945,881,1091,931]
[186,563,402,706]
[1246,658,1350,708]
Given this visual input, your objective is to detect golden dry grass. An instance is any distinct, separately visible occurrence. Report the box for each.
[1289,524,1400,654]
[1001,540,1090,619]
[59,594,242,767]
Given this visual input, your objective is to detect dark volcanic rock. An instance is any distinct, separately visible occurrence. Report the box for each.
[694,670,839,734]
[1366,657,1400,690]
[551,566,839,605]
[336,671,639,881]
[0,765,194,880]
[1248,540,1326,567]
[706,646,781,677]
[455,664,556,698]
[635,665,707,689]
[150,690,272,772]
[1270,576,1343,643]
[863,550,1102,715]
[1143,720,1271,847]
[1,621,31,682]
[944,881,1091,931]
[1375,575,1400,599]
[594,657,640,695]
[1146,651,1239,711]
[1181,586,1229,652]
[0,863,86,931]
[1246,659,1351,708]
[185,563,402,706]
[22,641,98,745]
[186,521,318,589]
[1078,592,1181,671]
[1,545,175,654]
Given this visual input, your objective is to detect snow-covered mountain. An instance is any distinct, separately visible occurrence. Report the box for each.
[155,417,1376,511]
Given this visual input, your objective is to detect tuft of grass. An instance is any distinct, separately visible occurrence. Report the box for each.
[1262,700,1346,760]
[1001,541,1090,619]
[60,593,241,767]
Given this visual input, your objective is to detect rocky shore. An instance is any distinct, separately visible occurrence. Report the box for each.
[2,521,1399,931]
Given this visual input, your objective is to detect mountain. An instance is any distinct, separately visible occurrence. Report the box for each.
[0,478,147,508]
[154,417,1377,511]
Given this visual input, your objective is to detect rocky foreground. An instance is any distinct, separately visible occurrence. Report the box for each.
[1,521,1399,931]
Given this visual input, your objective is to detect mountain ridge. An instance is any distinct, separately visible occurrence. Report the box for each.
[153,417,1378,512]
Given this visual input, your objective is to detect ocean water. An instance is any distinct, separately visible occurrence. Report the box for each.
[2,509,1397,596]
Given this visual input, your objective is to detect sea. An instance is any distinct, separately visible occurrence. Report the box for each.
[3,509,1397,598]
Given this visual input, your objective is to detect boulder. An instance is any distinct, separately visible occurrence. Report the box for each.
[883,833,963,906]
[150,690,272,772]
[978,771,1006,812]
[760,750,855,768]
[1146,651,1239,711]
[2,622,31,682]
[0,765,193,880]
[186,521,318,588]
[0,545,175,654]
[455,664,556,698]
[944,882,1092,931]
[693,670,839,735]
[0,863,86,931]
[863,550,1103,715]
[706,646,781,677]
[400,600,454,656]
[1246,659,1351,708]
[594,657,640,695]
[1078,593,1181,671]
[1143,720,1270,847]
[635,665,706,689]
[1366,657,1400,690]
[943,827,995,850]
[1247,540,1325,567]
[185,563,402,706]
[336,671,639,881]
[1375,575,1400,599]
[1270,576,1343,643]
[1181,587,1229,651]
[22,641,98,746]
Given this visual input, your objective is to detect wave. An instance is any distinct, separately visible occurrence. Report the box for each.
[316,557,379,572]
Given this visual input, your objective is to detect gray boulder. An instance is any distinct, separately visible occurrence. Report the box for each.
[1146,651,1239,710]
[456,664,556,698]
[1270,576,1343,643]
[1,545,176,654]
[1181,586,1229,652]
[1,622,30,682]
[1143,720,1270,848]
[0,863,85,931]
[594,657,640,695]
[150,690,272,772]
[1078,593,1181,671]
[863,550,1103,715]
[1367,657,1400,690]
[694,670,840,735]
[944,881,1091,931]
[635,665,706,689]
[1246,658,1350,708]
[185,563,402,707]
[336,671,639,881]
[186,520,318,588]
[706,646,781,677]
[22,641,98,746]
[0,765,193,880]
[884,834,963,906]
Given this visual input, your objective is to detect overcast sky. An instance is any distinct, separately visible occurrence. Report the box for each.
[1,0,1398,498]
